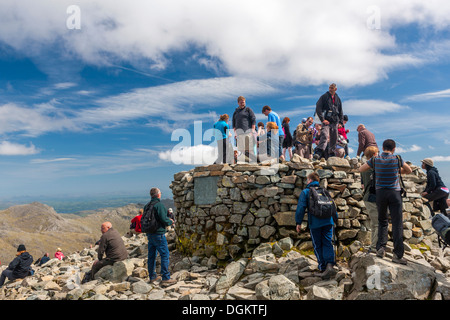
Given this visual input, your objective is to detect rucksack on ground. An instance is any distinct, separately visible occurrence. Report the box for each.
[432,213,450,249]
[141,202,160,233]
[308,186,336,219]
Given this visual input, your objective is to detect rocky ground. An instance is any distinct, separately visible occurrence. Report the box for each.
[2,226,450,301]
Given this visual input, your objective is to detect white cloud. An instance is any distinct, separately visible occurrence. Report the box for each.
[406,88,450,101]
[283,95,317,101]
[360,111,450,138]
[0,102,78,136]
[431,156,450,162]
[2,0,448,87]
[53,82,77,90]
[395,144,422,153]
[344,99,408,116]
[159,144,217,166]
[24,148,164,179]
[82,76,275,129]
[0,141,39,155]
[76,90,96,96]
[30,158,75,164]
[0,77,275,136]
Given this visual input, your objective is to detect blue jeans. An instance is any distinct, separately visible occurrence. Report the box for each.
[146,233,170,281]
[310,224,335,271]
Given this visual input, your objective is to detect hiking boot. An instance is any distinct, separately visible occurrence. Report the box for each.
[313,149,323,160]
[376,247,385,258]
[160,278,177,287]
[320,263,337,280]
[148,276,161,284]
[392,253,407,265]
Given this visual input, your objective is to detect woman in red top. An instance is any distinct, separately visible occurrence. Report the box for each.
[126,209,143,237]
[338,115,349,156]
[55,248,65,260]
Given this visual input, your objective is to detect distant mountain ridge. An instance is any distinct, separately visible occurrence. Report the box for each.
[0,199,174,266]
[0,195,171,214]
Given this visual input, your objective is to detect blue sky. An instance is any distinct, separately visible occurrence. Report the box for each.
[0,0,449,201]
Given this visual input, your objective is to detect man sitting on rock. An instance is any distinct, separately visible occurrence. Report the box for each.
[0,244,34,288]
[91,221,128,279]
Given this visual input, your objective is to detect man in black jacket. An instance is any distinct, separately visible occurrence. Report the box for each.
[0,244,34,287]
[314,83,344,159]
[421,158,449,215]
[232,96,257,163]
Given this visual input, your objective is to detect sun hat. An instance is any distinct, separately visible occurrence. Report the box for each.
[421,158,434,167]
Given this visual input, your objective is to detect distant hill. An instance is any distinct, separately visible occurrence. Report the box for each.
[0,195,175,214]
[0,199,174,265]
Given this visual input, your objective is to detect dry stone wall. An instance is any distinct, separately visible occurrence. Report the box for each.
[170,155,432,261]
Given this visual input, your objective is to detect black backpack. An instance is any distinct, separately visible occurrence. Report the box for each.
[432,213,450,249]
[308,186,336,219]
[141,202,161,234]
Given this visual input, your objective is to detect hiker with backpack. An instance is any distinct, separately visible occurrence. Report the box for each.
[295,172,339,280]
[359,139,412,265]
[142,187,176,287]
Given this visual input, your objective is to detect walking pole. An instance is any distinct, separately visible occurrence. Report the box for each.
[332,225,339,264]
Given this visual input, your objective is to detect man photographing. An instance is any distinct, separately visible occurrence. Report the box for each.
[314,83,344,159]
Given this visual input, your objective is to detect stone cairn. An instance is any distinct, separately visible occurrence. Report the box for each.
[170,155,434,261]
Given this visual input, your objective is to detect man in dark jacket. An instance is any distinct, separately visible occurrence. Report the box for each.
[144,187,176,287]
[0,244,34,287]
[38,253,50,266]
[91,221,128,278]
[232,96,257,163]
[421,158,449,215]
[314,83,344,159]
